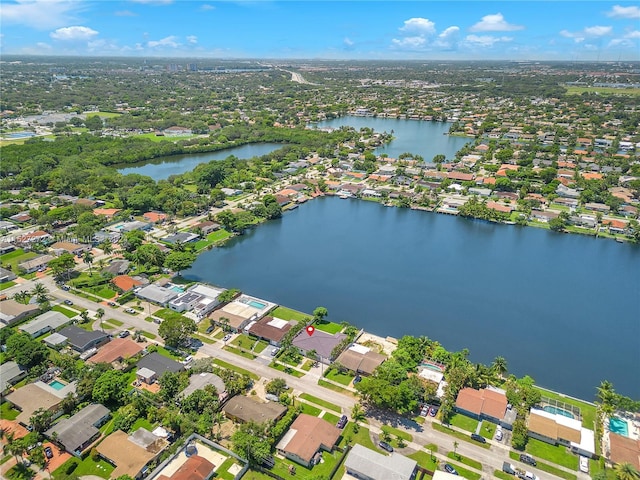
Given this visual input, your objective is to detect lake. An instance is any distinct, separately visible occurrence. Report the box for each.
[314,116,472,161]
[185,197,640,400]
[117,142,286,181]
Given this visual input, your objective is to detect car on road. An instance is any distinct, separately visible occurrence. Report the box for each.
[125,308,136,314]
[118,330,130,338]
[336,415,347,429]
[444,464,459,475]
[44,446,53,459]
[579,456,589,473]
[378,441,393,453]
[470,433,486,443]
[63,299,73,305]
[519,454,537,466]
[108,301,117,306]
[61,285,70,291]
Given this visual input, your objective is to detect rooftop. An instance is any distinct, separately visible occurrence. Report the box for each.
[89,338,144,364]
[222,395,287,424]
[276,414,341,464]
[344,444,418,480]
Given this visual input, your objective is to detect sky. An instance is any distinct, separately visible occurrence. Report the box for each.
[1,1,639,61]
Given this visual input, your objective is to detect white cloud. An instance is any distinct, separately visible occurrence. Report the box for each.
[433,26,460,49]
[50,25,98,41]
[399,17,436,35]
[147,35,180,48]
[465,35,513,47]
[200,4,215,10]
[606,5,640,19]
[470,13,523,32]
[392,36,427,48]
[625,30,640,38]
[115,10,137,16]
[0,0,83,30]
[186,35,198,44]
[343,37,354,46]
[584,25,613,36]
[561,25,612,42]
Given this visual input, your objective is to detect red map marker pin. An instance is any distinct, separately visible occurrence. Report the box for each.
[306,325,315,336]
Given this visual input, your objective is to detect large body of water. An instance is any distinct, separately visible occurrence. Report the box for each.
[117,143,285,181]
[186,197,640,400]
[314,116,472,161]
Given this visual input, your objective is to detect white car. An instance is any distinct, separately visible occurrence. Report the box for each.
[579,456,589,473]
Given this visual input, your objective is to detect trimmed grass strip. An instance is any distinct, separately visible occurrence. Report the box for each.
[212,358,260,380]
[299,393,341,413]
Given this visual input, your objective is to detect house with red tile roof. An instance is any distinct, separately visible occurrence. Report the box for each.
[143,211,168,224]
[276,414,341,467]
[93,208,121,219]
[112,275,144,292]
[609,433,640,470]
[455,387,515,428]
[156,455,214,480]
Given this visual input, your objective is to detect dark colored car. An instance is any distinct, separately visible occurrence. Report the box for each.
[108,301,117,306]
[205,325,215,334]
[336,415,348,429]
[520,454,537,466]
[63,299,73,305]
[429,406,438,417]
[471,433,486,443]
[378,441,393,453]
[444,464,459,475]
[44,446,53,459]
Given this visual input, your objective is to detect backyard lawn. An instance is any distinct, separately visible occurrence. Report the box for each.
[270,306,311,322]
[194,229,232,250]
[1,401,19,420]
[51,305,78,318]
[0,249,37,273]
[53,455,115,479]
[314,320,342,334]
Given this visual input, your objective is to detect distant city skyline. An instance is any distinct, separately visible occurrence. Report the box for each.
[1,1,639,61]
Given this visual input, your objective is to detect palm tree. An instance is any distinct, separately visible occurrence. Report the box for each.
[31,282,48,298]
[491,356,508,378]
[614,462,640,480]
[453,440,459,458]
[99,240,113,255]
[351,403,366,423]
[83,250,94,276]
[597,380,616,407]
[13,290,30,304]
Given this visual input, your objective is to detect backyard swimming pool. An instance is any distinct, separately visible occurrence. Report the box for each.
[610,417,629,437]
[7,131,36,139]
[49,380,66,390]
[543,405,575,419]
[248,300,266,309]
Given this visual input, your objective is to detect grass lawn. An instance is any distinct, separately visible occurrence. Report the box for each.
[1,401,20,420]
[450,464,482,480]
[51,305,78,318]
[380,424,413,442]
[104,318,123,326]
[154,345,183,360]
[1,250,37,273]
[565,85,640,96]
[141,331,157,339]
[447,452,483,470]
[270,449,341,480]
[270,306,311,323]
[84,285,117,299]
[339,424,377,451]
[192,333,215,345]
[494,471,514,480]
[213,329,226,340]
[299,402,322,417]
[314,320,342,334]
[241,471,273,480]
[86,111,122,118]
[525,438,579,470]
[0,281,16,291]
[134,132,178,142]
[299,393,341,413]
[325,368,354,386]
[322,412,340,424]
[479,420,496,439]
[432,423,490,449]
[0,249,28,262]
[155,308,190,322]
[449,414,479,432]
[407,450,438,472]
[318,379,353,396]
[54,455,115,479]
[252,339,269,353]
[223,345,257,360]
[509,451,577,480]
[5,464,35,480]
[194,229,232,250]
[212,358,260,380]
[301,360,314,371]
[269,362,304,377]
[215,458,240,480]
[130,417,155,433]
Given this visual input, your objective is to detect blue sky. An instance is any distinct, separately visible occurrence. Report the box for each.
[1,1,639,60]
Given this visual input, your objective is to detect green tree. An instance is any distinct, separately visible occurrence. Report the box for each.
[313,306,328,321]
[231,421,272,466]
[92,370,129,406]
[159,371,187,403]
[29,408,53,433]
[6,332,49,368]
[158,315,196,348]
[491,356,508,378]
[614,463,640,480]
[134,243,166,269]
[82,250,95,276]
[48,252,76,281]
[265,378,288,396]
[164,251,196,276]
[351,403,366,423]
[121,230,145,252]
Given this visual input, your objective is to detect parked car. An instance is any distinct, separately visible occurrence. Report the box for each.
[223,334,232,342]
[205,325,215,334]
[470,433,486,443]
[353,375,362,384]
[61,285,70,291]
[336,415,348,429]
[63,299,73,305]
[182,355,193,364]
[519,454,537,466]
[44,446,53,459]
[108,301,117,307]
[118,330,130,338]
[378,441,393,453]
[125,308,136,314]
[495,429,503,441]
[444,464,459,475]
[270,347,280,356]
[429,406,438,417]
[579,456,589,473]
